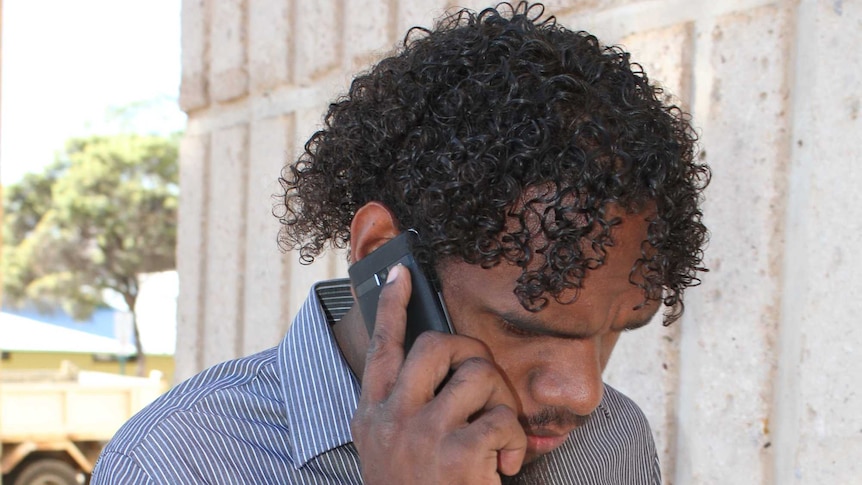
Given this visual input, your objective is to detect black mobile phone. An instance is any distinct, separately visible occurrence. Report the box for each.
[348,231,454,353]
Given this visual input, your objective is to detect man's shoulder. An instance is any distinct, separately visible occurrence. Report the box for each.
[92,347,291,483]
[108,347,284,452]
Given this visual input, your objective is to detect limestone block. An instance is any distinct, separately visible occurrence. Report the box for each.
[249,0,290,92]
[175,134,210,383]
[674,5,792,483]
[555,0,647,15]
[453,0,649,18]
[786,1,862,482]
[345,0,394,67]
[210,0,248,102]
[242,116,294,355]
[180,0,210,111]
[621,22,693,108]
[397,0,448,37]
[203,125,249,368]
[293,1,340,84]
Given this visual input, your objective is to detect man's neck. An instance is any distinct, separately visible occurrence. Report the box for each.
[332,305,371,382]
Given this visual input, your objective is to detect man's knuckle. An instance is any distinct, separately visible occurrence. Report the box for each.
[461,356,496,378]
[366,330,393,355]
[412,330,444,350]
[489,404,517,421]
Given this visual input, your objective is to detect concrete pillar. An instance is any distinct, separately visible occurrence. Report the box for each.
[772,1,862,482]
[177,1,862,481]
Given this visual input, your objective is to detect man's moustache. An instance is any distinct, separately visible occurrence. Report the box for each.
[523,407,590,430]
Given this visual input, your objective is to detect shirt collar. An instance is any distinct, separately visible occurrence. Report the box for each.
[278,279,360,468]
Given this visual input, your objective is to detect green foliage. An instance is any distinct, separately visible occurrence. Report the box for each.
[2,133,179,323]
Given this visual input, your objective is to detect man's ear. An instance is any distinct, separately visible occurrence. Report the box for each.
[349,202,400,264]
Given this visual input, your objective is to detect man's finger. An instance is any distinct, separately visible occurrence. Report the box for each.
[428,355,521,425]
[391,333,519,417]
[453,404,527,477]
[360,264,411,403]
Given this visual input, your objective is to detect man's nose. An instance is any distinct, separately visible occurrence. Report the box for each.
[528,340,604,418]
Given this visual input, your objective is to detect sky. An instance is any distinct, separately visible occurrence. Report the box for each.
[1,0,186,186]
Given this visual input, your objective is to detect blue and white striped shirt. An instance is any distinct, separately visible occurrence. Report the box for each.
[92,279,660,484]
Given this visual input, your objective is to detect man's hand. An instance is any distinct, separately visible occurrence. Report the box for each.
[351,264,527,484]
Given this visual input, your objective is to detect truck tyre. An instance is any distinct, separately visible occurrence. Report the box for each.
[13,459,82,485]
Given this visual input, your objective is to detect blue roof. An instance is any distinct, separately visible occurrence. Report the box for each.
[0,305,135,345]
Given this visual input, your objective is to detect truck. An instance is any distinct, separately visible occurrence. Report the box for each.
[1,362,165,485]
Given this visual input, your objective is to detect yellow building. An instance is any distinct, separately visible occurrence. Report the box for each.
[1,311,175,384]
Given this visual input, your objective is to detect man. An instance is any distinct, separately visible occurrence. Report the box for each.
[92,2,708,483]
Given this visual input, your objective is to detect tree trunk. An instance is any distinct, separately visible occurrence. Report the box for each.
[132,310,147,377]
[123,290,147,377]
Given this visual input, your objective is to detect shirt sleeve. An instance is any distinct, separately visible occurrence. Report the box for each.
[90,451,156,485]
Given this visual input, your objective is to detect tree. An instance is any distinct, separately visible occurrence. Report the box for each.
[2,133,179,375]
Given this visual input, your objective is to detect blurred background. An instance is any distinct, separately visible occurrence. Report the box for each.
[1,1,182,483]
[2,0,860,484]
[2,0,183,380]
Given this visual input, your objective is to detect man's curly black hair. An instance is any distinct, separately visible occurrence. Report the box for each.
[275,1,710,324]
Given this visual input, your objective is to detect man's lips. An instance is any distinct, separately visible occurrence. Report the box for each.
[524,430,571,456]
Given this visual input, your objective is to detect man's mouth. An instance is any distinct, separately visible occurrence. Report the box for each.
[520,413,589,458]
[525,431,570,456]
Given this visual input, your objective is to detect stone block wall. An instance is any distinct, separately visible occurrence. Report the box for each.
[176,0,862,482]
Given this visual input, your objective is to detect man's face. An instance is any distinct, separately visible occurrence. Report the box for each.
[437,210,659,462]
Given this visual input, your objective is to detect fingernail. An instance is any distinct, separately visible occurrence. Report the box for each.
[386,264,401,283]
